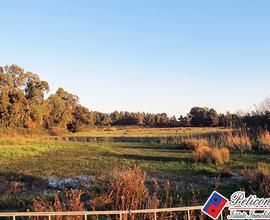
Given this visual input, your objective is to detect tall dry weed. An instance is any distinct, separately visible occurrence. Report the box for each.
[257,132,270,151]
[108,167,164,220]
[33,189,84,220]
[211,148,230,165]
[181,138,209,150]
[225,131,252,151]
[194,146,229,165]
[110,167,149,211]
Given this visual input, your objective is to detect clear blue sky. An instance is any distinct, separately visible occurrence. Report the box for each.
[1,0,269,116]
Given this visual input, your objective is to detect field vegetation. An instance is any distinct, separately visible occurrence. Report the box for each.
[0,64,270,217]
[0,131,270,212]
[68,127,228,137]
[0,65,269,136]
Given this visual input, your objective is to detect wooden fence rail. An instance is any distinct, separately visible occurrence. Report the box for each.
[0,206,226,220]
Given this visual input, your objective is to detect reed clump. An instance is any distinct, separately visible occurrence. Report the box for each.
[257,131,270,152]
[110,167,149,211]
[225,131,252,151]
[33,190,84,220]
[181,138,209,150]
[194,146,230,165]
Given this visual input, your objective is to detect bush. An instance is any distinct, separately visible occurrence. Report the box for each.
[73,124,88,133]
[24,119,37,129]
[50,127,67,136]
[194,146,230,165]
[249,163,270,197]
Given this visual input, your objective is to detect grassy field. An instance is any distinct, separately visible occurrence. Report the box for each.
[0,138,266,182]
[68,126,229,137]
[0,131,269,211]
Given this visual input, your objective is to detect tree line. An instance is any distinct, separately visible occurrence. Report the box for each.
[0,65,269,133]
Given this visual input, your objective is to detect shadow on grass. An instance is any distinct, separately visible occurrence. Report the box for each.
[102,152,192,163]
[0,171,48,193]
[116,144,190,152]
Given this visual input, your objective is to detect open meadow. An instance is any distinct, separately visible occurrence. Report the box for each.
[0,129,269,211]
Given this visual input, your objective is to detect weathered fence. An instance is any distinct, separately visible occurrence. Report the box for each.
[0,206,226,220]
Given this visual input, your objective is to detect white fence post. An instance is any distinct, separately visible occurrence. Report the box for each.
[154,212,157,220]
[187,210,191,220]
[119,212,122,220]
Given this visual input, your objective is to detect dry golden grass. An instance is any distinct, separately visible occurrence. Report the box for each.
[33,190,84,220]
[194,146,230,165]
[225,132,252,151]
[0,128,48,138]
[88,167,161,219]
[211,148,230,165]
[194,146,212,163]
[257,163,270,176]
[257,132,270,151]
[181,138,209,150]
[0,135,53,146]
[110,167,150,211]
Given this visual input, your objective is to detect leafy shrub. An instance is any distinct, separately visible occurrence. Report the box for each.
[70,123,90,133]
[50,127,67,136]
[24,119,37,129]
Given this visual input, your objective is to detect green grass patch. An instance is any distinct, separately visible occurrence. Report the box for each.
[0,139,267,180]
[0,137,270,211]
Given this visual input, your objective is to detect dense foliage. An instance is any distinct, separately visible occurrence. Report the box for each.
[0,65,269,133]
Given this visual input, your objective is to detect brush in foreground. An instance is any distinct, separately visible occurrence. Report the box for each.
[249,163,270,197]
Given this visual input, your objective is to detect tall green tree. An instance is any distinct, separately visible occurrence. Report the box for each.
[44,88,78,131]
